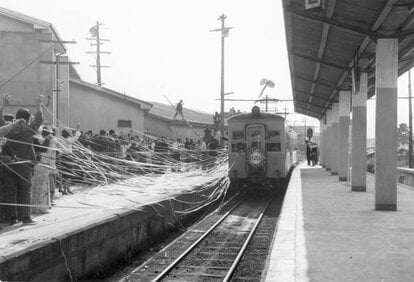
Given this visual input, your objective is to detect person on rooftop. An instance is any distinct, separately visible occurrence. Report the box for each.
[174,100,183,119]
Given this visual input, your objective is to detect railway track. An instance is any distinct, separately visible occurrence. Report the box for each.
[120,193,284,282]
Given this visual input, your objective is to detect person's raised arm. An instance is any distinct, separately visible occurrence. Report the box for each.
[31,95,44,131]
[66,123,81,144]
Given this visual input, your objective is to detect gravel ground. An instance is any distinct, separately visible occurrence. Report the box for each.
[231,190,286,281]
[114,189,286,282]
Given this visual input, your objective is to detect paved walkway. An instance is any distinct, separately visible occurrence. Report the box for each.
[265,163,414,282]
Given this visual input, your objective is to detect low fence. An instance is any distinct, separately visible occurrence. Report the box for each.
[397,167,414,187]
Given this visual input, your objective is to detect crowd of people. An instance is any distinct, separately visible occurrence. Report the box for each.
[0,94,222,227]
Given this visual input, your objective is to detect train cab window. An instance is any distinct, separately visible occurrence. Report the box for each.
[231,142,246,153]
[232,131,244,140]
[268,130,280,141]
[249,130,263,149]
[267,143,281,152]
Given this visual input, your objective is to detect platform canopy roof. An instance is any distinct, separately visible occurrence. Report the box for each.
[283,0,414,119]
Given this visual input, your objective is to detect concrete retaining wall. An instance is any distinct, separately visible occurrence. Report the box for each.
[0,189,220,281]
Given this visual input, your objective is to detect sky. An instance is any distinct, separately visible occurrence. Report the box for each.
[0,0,412,138]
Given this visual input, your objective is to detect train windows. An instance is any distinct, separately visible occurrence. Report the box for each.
[231,142,246,152]
[268,130,280,141]
[267,143,281,152]
[232,131,244,140]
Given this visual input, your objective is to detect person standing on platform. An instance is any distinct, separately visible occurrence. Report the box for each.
[207,137,219,169]
[1,94,44,225]
[38,127,58,207]
[170,139,181,172]
[174,100,183,119]
[306,141,311,166]
[208,137,219,157]
[311,145,318,166]
[213,112,220,137]
[154,137,168,173]
[0,104,27,225]
[30,129,52,215]
[57,124,81,195]
[200,138,208,170]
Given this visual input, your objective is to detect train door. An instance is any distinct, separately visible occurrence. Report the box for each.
[246,125,266,175]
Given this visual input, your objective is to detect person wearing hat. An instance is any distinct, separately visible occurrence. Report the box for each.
[0,94,44,225]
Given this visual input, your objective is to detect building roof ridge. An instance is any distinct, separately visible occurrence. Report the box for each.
[69,78,153,109]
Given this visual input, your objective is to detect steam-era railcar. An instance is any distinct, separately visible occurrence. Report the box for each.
[228,106,297,187]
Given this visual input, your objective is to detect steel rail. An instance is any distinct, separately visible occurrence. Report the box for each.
[129,193,240,277]
[152,197,245,282]
[223,198,273,282]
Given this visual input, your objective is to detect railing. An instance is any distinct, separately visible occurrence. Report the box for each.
[397,167,414,187]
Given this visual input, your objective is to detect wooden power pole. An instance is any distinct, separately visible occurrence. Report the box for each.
[87,22,111,87]
[210,15,232,144]
[40,40,78,126]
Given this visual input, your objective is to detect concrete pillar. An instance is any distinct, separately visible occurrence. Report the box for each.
[351,72,367,191]
[324,120,327,167]
[325,109,332,171]
[375,38,398,211]
[331,103,339,175]
[338,91,351,181]
[319,120,324,167]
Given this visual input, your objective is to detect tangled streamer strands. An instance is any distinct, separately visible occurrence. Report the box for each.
[0,121,230,214]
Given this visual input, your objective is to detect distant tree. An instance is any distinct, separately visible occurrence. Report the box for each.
[397,123,409,146]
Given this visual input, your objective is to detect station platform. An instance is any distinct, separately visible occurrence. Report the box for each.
[264,163,414,282]
[0,169,223,281]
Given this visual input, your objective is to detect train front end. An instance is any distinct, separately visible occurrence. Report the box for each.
[228,106,288,190]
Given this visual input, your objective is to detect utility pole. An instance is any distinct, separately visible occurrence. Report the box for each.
[210,14,232,145]
[87,21,111,87]
[40,40,78,127]
[409,69,413,167]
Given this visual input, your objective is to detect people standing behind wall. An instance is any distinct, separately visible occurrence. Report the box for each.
[171,139,180,161]
[1,94,44,225]
[170,139,181,172]
[153,137,169,173]
[93,130,110,153]
[200,138,208,170]
[184,137,191,150]
[207,137,219,157]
